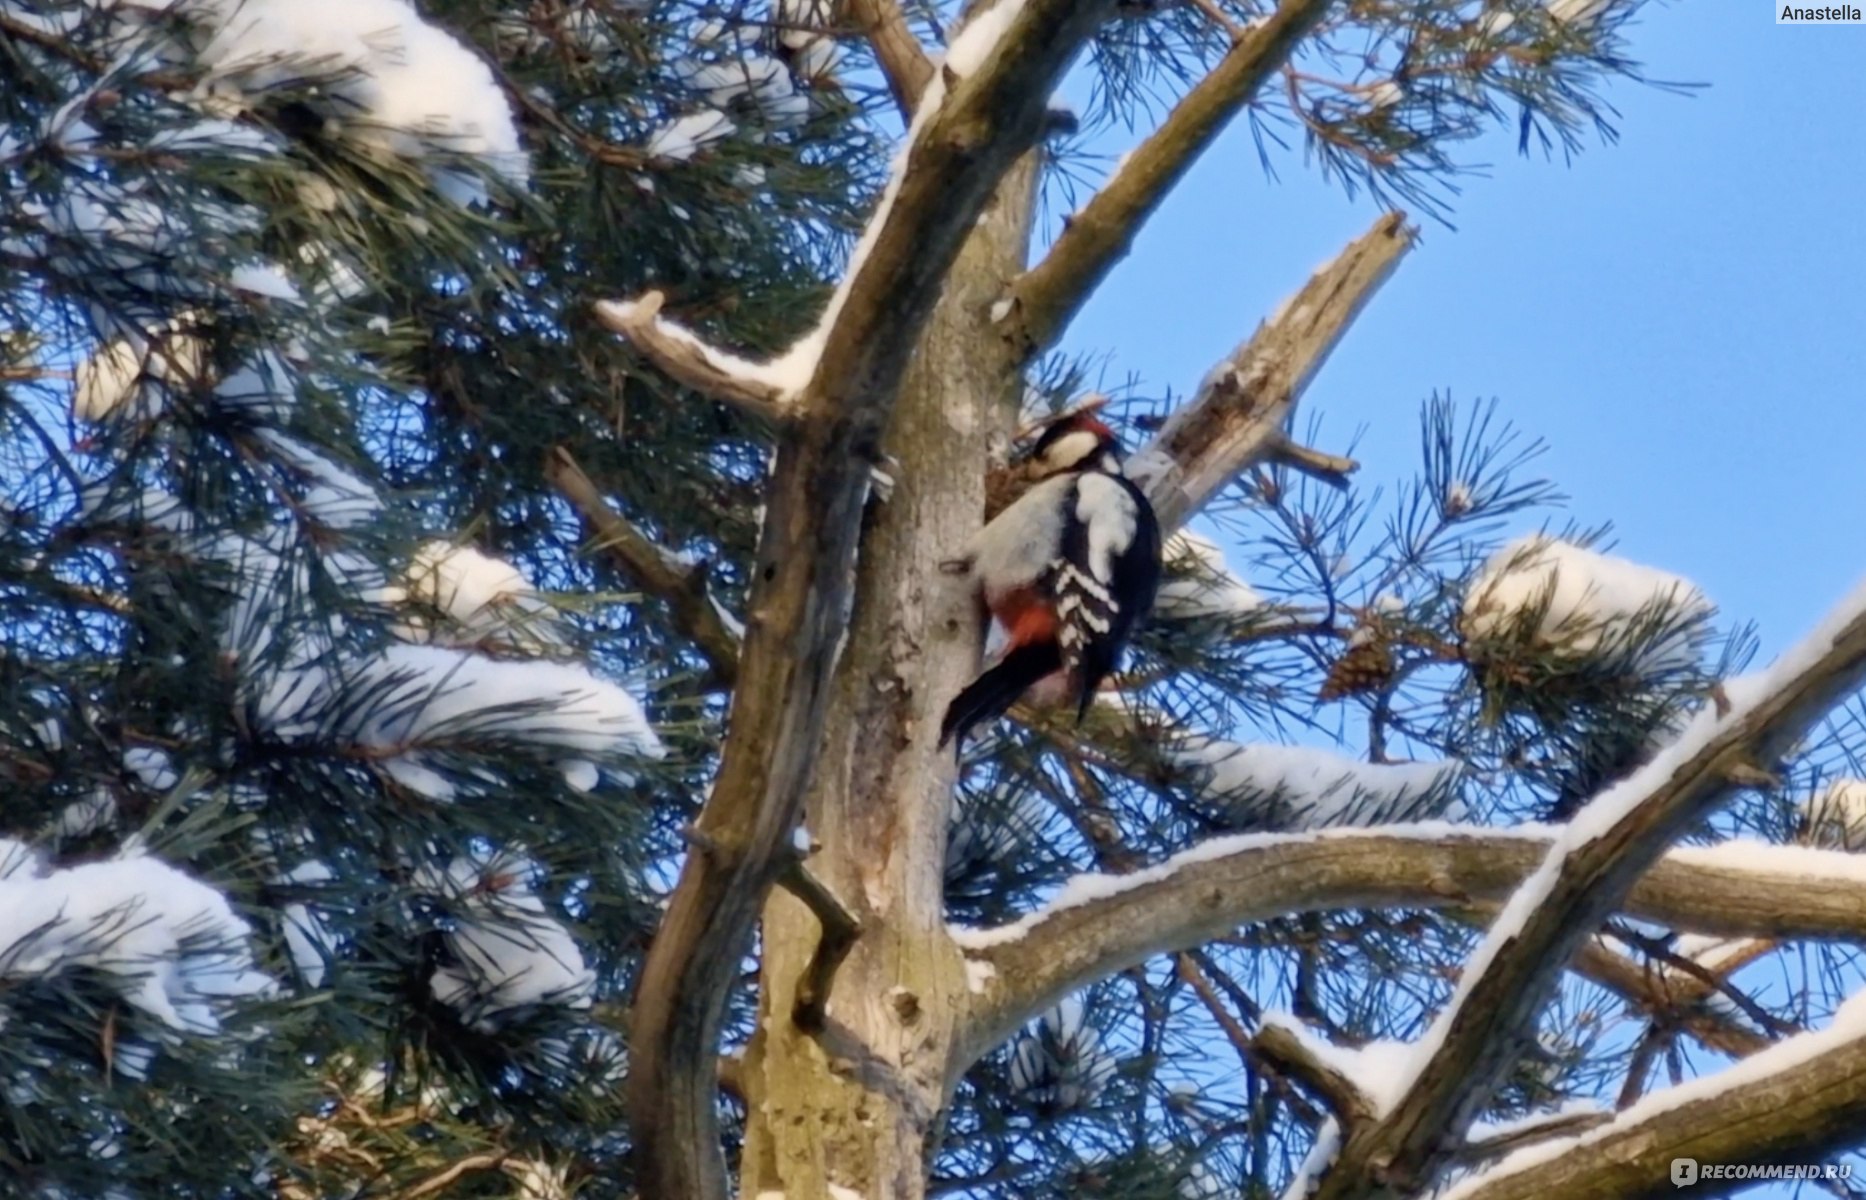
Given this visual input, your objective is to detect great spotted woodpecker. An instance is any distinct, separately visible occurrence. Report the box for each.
[939,411,1162,747]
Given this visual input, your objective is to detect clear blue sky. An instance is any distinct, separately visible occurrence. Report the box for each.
[1064,6,1865,660]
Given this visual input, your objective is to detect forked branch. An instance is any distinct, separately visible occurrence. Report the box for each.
[955,825,1866,1063]
[1315,583,1866,1200]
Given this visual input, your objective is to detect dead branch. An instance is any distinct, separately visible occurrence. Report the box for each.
[546,447,741,686]
[592,292,793,424]
[1002,0,1335,361]
[1270,432,1359,488]
[1130,211,1416,530]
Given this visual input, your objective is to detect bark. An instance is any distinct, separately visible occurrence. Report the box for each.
[621,0,1112,1187]
[1444,1023,1866,1200]
[1315,595,1866,1200]
[960,829,1866,1060]
[737,155,1041,1200]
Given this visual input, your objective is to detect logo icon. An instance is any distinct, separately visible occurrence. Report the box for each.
[1672,1158,1700,1188]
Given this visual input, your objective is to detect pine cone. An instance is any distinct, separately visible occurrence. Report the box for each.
[1318,629,1395,701]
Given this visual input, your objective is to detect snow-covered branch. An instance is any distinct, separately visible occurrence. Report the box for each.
[591,291,795,424]
[1313,578,1866,1200]
[953,824,1866,1065]
[1129,211,1416,530]
[1442,990,1866,1200]
[1002,0,1334,361]
[547,447,741,686]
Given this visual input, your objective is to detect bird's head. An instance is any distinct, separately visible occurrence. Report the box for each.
[1019,405,1124,480]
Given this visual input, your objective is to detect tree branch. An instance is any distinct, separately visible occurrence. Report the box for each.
[779,857,863,1032]
[591,291,793,424]
[1442,1013,1866,1200]
[1129,211,1416,530]
[845,0,934,116]
[1316,584,1866,1200]
[624,0,1120,1193]
[955,826,1866,1063]
[1256,1015,1382,1128]
[1001,0,1335,360]
[1270,432,1359,488]
[545,447,741,687]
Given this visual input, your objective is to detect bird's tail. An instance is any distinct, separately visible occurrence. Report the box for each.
[939,640,1063,748]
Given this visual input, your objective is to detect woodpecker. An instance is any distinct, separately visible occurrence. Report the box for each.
[939,411,1162,748]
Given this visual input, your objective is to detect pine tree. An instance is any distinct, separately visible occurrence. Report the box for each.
[6,2,1866,1200]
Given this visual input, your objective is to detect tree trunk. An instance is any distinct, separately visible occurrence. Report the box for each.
[738,155,1040,1200]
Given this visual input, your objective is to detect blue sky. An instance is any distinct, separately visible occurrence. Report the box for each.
[1065,4,1865,660]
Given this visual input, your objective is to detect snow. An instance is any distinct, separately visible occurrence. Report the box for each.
[1440,986,1866,1199]
[1461,535,1713,675]
[949,820,1528,951]
[646,109,737,162]
[751,0,1028,391]
[1010,996,1116,1111]
[1545,0,1611,24]
[0,854,274,1033]
[72,321,209,422]
[124,746,178,791]
[183,0,529,205]
[989,297,1014,324]
[258,433,382,528]
[1155,529,1263,619]
[1804,777,1866,850]
[1365,80,1404,108]
[350,644,663,757]
[279,860,339,987]
[966,959,997,993]
[52,791,118,839]
[592,296,807,394]
[229,261,303,303]
[1279,1117,1340,1200]
[944,0,1027,77]
[561,759,600,793]
[1168,734,1462,832]
[415,851,594,1027]
[680,52,807,129]
[399,540,560,647]
[1260,1013,1414,1116]
[1404,575,1866,1118]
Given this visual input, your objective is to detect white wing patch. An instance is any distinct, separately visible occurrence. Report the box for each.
[1074,473,1139,586]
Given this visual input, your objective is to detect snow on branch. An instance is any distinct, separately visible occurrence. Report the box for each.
[413,850,595,1030]
[0,851,275,1038]
[1461,535,1714,679]
[179,0,528,206]
[591,292,797,421]
[1128,211,1417,531]
[1441,987,1866,1200]
[952,822,1866,1066]
[1002,0,1335,360]
[1311,577,1866,1200]
[1167,734,1463,832]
